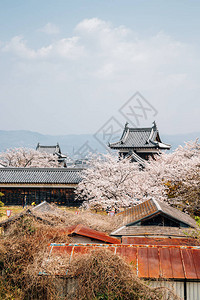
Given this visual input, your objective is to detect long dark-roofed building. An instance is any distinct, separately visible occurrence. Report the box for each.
[0,167,83,206]
[109,122,171,165]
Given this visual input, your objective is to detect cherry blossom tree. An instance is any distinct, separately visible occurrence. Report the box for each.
[150,139,200,215]
[76,140,200,215]
[76,153,144,210]
[0,147,60,168]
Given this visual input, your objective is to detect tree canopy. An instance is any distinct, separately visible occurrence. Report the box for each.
[0,147,60,168]
[76,140,200,215]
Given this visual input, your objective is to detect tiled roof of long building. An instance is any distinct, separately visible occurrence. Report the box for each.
[0,168,83,184]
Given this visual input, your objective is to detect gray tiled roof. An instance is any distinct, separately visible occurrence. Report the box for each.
[109,123,170,150]
[0,168,83,184]
[155,199,197,228]
[117,198,197,228]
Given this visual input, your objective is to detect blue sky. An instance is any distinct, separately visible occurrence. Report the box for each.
[0,0,200,135]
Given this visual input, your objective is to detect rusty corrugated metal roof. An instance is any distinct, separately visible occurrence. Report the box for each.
[46,244,200,280]
[122,237,200,246]
[66,224,120,244]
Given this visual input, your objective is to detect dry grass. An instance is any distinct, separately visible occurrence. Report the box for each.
[66,248,179,300]
[0,205,118,233]
[31,205,119,233]
[0,205,180,300]
[0,215,180,300]
[0,215,70,299]
[0,206,24,221]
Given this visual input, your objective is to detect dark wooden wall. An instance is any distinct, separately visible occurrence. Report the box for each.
[0,187,82,206]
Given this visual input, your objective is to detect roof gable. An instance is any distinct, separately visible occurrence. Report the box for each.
[117,198,197,229]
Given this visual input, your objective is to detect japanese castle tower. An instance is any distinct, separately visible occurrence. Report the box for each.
[109,122,171,165]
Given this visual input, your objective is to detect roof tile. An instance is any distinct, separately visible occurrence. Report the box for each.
[0,168,83,184]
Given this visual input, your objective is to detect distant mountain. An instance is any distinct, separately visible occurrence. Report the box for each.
[0,130,199,157]
[0,130,105,156]
[163,132,200,151]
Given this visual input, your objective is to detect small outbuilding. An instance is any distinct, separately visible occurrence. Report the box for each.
[111,198,197,239]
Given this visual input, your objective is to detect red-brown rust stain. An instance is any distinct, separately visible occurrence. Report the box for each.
[169,248,185,279]
[116,246,137,270]
[192,249,200,279]
[51,245,72,255]
[138,247,149,278]
[67,224,120,244]
[148,247,160,278]
[73,245,93,256]
[181,248,198,279]
[122,237,198,246]
[159,247,173,278]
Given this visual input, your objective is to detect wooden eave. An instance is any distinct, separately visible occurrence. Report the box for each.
[0,183,78,188]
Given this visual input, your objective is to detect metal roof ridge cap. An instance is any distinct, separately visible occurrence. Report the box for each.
[152,198,161,211]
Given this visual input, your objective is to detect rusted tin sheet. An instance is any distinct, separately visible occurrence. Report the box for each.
[192,249,200,279]
[170,248,185,279]
[66,224,120,244]
[116,245,137,267]
[122,237,199,246]
[181,248,197,279]
[160,247,173,278]
[46,244,200,280]
[148,247,160,278]
[51,245,73,255]
[138,247,148,278]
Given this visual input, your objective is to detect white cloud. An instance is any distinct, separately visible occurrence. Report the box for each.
[2,35,85,60]
[0,18,199,135]
[2,36,36,59]
[39,22,60,35]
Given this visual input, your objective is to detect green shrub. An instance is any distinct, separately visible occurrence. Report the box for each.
[0,201,4,207]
